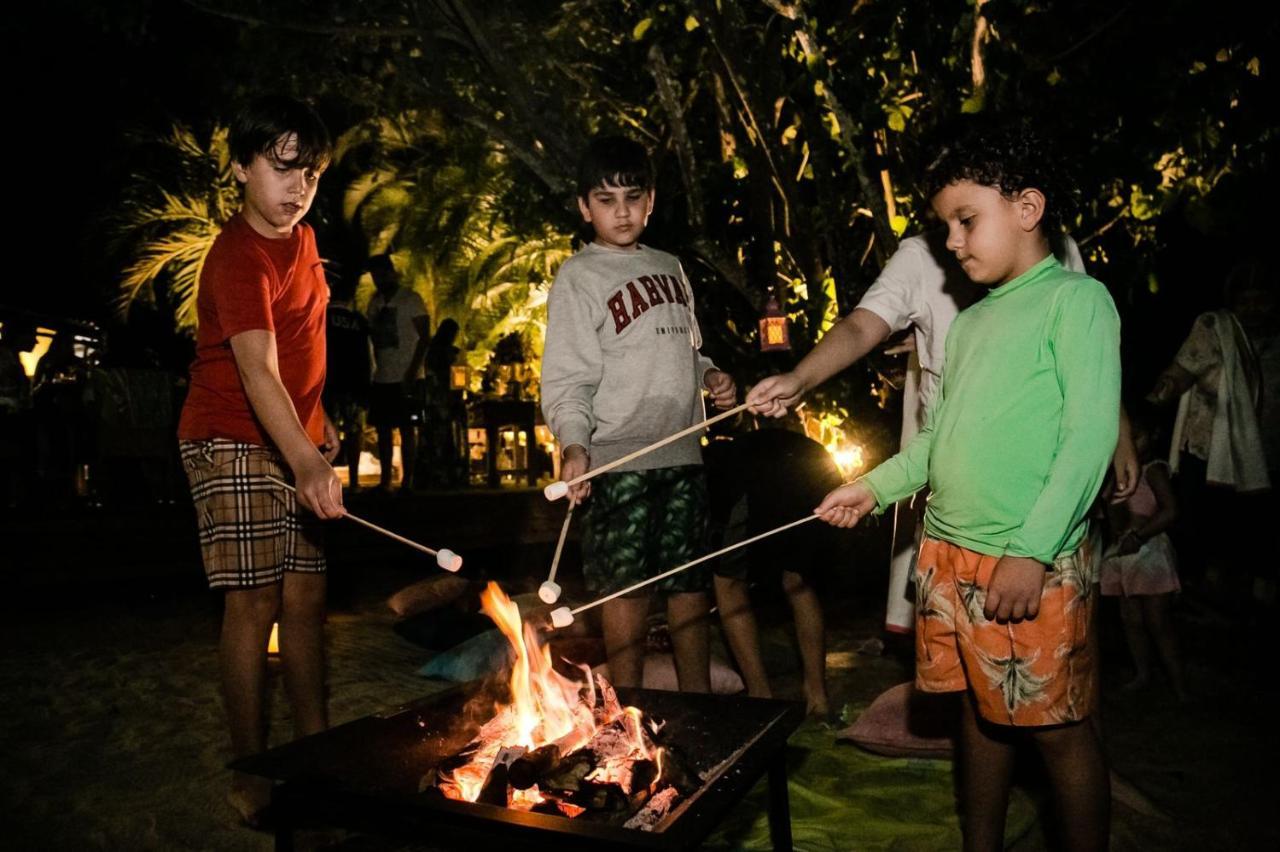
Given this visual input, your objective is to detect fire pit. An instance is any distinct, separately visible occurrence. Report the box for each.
[234,585,804,851]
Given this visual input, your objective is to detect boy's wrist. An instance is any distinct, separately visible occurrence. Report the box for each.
[562,444,589,462]
[789,365,815,395]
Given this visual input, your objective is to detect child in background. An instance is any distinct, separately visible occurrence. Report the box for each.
[1102,412,1187,702]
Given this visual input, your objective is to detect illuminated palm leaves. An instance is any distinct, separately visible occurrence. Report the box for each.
[339,112,572,374]
[113,126,240,332]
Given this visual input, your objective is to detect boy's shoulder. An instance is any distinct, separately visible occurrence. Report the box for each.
[558,243,680,274]
[1047,267,1115,311]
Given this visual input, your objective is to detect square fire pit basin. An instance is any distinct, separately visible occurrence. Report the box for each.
[234,685,805,851]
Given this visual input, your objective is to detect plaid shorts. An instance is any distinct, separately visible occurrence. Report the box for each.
[581,466,709,597]
[914,535,1097,727]
[179,439,325,589]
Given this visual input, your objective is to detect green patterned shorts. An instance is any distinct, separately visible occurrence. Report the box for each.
[581,465,709,597]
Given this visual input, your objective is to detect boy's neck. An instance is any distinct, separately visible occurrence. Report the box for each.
[592,237,642,252]
[995,235,1053,287]
[239,206,293,240]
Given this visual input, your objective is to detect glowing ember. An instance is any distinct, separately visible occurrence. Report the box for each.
[436,583,673,821]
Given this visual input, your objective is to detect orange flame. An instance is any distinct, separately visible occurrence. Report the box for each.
[479,583,596,751]
[440,583,667,810]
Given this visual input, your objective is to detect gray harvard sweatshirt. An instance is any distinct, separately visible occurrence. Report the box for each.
[540,242,717,472]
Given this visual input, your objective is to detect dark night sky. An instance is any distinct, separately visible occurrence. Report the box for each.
[7,1,235,321]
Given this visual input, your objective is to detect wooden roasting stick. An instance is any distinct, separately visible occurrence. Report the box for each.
[547,513,823,628]
[543,401,752,501]
[264,475,462,571]
[539,503,574,604]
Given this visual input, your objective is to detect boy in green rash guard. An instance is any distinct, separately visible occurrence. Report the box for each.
[816,122,1119,851]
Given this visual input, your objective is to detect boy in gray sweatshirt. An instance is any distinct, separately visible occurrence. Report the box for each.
[541,136,736,692]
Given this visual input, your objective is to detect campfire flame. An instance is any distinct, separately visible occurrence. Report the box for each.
[438,583,666,813]
[480,582,596,753]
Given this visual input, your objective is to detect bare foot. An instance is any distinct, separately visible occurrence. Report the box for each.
[804,684,830,719]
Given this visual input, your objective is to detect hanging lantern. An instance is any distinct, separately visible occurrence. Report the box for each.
[449,364,470,390]
[758,294,791,352]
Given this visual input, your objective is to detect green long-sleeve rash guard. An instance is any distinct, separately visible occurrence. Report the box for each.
[862,254,1121,564]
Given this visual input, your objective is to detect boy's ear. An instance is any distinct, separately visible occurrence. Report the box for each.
[231,158,251,185]
[577,196,593,223]
[1015,188,1046,232]
[644,189,655,221]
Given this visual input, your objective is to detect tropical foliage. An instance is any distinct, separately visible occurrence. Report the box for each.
[112,0,1276,440]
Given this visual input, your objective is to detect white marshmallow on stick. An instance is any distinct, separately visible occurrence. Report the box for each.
[265,476,463,572]
[547,513,822,629]
[543,401,751,501]
[539,504,574,604]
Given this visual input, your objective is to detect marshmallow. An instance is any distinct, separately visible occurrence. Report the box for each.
[544,481,569,501]
[549,607,574,629]
[538,581,562,604]
[436,549,463,572]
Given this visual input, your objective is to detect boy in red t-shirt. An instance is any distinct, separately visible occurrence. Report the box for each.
[177,95,340,826]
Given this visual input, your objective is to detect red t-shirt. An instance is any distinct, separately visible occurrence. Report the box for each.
[178,214,328,446]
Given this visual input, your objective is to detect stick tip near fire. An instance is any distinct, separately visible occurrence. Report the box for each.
[538,580,562,604]
[437,548,463,572]
[549,606,574,629]
[543,480,570,501]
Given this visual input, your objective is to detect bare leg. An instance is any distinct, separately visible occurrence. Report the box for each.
[341,425,363,491]
[280,572,328,738]
[958,696,1016,852]
[782,571,828,717]
[602,596,649,688]
[713,575,771,697]
[376,426,394,491]
[1142,594,1188,701]
[400,424,418,490]
[221,584,281,815]
[1031,720,1110,852]
[668,592,711,693]
[1118,595,1152,688]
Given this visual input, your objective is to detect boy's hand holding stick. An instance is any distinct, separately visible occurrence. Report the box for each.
[545,399,750,501]
[265,475,463,572]
[813,481,878,528]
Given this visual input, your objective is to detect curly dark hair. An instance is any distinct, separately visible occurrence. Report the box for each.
[924,118,1079,234]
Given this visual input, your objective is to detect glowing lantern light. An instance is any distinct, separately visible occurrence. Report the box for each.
[758,295,791,352]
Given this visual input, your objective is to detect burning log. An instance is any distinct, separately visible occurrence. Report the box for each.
[570,779,631,813]
[623,786,680,831]
[476,746,526,807]
[476,762,510,806]
[508,743,561,790]
[538,750,595,793]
